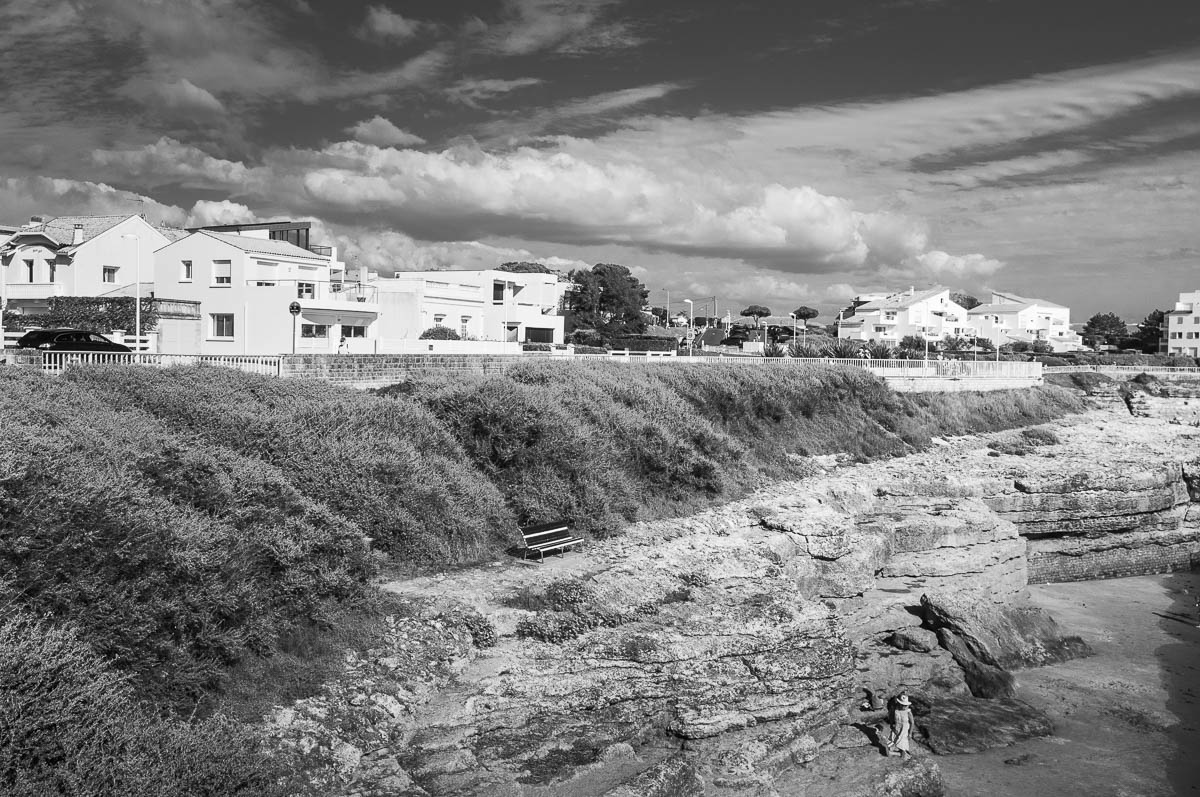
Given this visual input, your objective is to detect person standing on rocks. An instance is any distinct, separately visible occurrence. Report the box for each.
[887,693,914,760]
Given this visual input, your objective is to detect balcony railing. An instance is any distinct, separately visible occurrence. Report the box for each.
[3,282,64,299]
[307,245,333,257]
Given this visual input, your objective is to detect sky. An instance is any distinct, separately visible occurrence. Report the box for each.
[1,0,1198,322]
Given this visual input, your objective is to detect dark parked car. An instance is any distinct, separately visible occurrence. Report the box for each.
[15,328,132,352]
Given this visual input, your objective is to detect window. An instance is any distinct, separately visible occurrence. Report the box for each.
[48,263,56,282]
[301,324,329,338]
[433,314,446,326]
[297,282,315,299]
[525,327,553,344]
[460,315,470,338]
[211,314,235,338]
[24,260,34,282]
[493,281,505,303]
[255,281,277,287]
[213,260,231,285]
[103,266,118,283]
[181,260,192,281]
[342,325,366,338]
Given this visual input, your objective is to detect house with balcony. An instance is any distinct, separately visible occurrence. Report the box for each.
[968,291,1083,352]
[1165,290,1200,357]
[0,214,184,317]
[153,224,379,355]
[836,286,972,345]
[369,269,566,351]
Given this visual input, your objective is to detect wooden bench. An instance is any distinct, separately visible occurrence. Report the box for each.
[519,520,583,562]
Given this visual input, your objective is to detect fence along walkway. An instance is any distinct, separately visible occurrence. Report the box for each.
[599,354,1043,379]
[39,351,281,377]
[1044,364,1200,376]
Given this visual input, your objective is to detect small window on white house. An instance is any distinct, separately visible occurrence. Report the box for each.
[297,282,315,299]
[211,314,235,338]
[342,325,366,338]
[24,260,34,282]
[460,315,470,338]
[181,260,192,281]
[103,266,118,283]
[301,324,329,338]
[433,314,447,326]
[48,263,56,282]
[213,260,232,285]
[255,281,277,287]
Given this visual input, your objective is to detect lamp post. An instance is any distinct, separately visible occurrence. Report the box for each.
[120,234,140,351]
[684,299,693,356]
[788,311,796,347]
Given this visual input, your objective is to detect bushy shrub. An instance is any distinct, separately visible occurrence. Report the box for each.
[545,578,595,611]
[0,370,377,704]
[0,611,287,796]
[418,326,460,340]
[822,338,862,358]
[788,342,823,358]
[1021,426,1060,446]
[523,342,552,352]
[64,366,514,564]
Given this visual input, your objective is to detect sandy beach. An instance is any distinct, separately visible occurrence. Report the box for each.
[936,572,1200,797]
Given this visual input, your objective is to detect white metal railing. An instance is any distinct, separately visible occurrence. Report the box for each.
[600,355,1042,378]
[1045,365,1200,374]
[41,351,281,376]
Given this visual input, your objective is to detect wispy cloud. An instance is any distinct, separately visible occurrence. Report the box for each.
[476,82,681,141]
[357,6,425,42]
[446,77,544,109]
[476,0,643,56]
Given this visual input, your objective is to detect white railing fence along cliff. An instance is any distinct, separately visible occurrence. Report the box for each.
[39,351,282,377]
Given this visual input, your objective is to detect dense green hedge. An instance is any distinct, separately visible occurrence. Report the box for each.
[4,296,159,333]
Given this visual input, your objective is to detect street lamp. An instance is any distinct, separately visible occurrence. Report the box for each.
[788,311,796,346]
[120,234,140,351]
[684,299,694,356]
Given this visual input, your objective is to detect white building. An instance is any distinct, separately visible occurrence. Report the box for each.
[0,214,183,317]
[370,269,565,350]
[837,286,972,345]
[153,222,380,355]
[1165,290,1200,357]
[968,291,1083,352]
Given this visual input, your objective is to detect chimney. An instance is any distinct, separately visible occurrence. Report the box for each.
[29,215,43,224]
[72,223,84,245]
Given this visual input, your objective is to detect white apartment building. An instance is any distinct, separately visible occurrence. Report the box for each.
[0,214,183,317]
[370,269,565,350]
[154,223,379,355]
[1165,289,1200,357]
[968,291,1083,352]
[837,286,972,344]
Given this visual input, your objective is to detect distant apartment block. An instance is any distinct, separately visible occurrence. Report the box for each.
[369,269,566,348]
[154,221,378,355]
[837,286,973,345]
[968,291,1083,352]
[1165,289,1200,357]
[0,214,184,316]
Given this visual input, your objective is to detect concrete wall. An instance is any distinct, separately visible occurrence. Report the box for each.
[278,353,532,388]
[1028,539,1199,583]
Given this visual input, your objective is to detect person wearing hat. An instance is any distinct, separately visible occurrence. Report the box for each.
[887,693,914,760]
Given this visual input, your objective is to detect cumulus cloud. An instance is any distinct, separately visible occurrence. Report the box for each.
[332,227,585,275]
[358,7,423,41]
[0,175,186,228]
[185,199,256,227]
[91,137,253,189]
[903,250,1005,279]
[345,116,426,148]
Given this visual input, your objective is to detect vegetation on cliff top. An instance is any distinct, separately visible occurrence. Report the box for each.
[0,362,1083,793]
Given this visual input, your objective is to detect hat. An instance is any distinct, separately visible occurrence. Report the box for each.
[896,694,911,706]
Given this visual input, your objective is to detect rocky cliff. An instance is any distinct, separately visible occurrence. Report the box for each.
[265,407,1200,796]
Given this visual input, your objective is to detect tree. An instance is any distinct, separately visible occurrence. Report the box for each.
[899,334,934,354]
[950,292,981,310]
[1137,309,1165,353]
[941,335,967,352]
[740,305,771,324]
[418,326,461,340]
[975,337,996,352]
[497,261,554,274]
[1081,312,1127,348]
[565,263,649,345]
[791,306,819,328]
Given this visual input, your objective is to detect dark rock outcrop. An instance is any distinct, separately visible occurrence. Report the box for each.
[920,695,1054,754]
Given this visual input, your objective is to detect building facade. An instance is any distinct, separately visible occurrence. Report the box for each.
[370,269,566,349]
[0,214,181,317]
[1165,290,1200,357]
[837,287,973,345]
[153,226,379,355]
[968,291,1083,352]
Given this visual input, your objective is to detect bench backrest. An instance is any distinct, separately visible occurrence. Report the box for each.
[520,521,573,543]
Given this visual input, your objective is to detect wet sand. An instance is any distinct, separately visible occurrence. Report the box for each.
[937,571,1200,797]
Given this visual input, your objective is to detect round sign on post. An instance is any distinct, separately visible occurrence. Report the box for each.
[289,301,301,355]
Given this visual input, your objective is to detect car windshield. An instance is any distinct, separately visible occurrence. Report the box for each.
[87,334,111,343]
